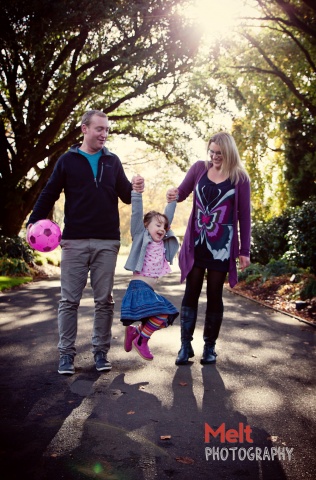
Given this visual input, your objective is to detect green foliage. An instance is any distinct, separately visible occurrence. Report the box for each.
[251,211,293,265]
[0,255,31,276]
[261,260,299,282]
[251,198,316,273]
[236,260,316,302]
[300,277,316,300]
[238,263,264,282]
[283,198,316,273]
[1,0,315,237]
[244,273,262,284]
[34,257,45,266]
[46,257,55,265]
[0,276,32,291]
[283,116,316,205]
[199,0,316,220]
[0,0,203,236]
[0,236,34,263]
[238,260,299,284]
[33,248,61,267]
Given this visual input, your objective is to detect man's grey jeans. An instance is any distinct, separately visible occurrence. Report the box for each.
[57,239,120,357]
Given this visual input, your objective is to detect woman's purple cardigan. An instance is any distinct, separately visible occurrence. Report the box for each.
[177,161,251,288]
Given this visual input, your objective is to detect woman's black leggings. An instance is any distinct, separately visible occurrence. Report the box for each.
[182,266,227,314]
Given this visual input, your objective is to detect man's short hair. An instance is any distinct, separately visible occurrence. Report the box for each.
[81,110,107,126]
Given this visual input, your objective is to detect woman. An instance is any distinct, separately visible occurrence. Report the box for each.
[167,132,251,365]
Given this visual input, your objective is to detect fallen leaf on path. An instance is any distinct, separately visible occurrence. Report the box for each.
[176,456,195,464]
[160,435,171,440]
[179,382,187,386]
[127,411,135,415]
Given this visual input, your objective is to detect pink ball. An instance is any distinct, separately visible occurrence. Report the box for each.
[28,219,61,252]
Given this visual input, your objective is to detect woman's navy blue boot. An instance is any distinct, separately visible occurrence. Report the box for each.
[175,306,197,365]
[200,312,223,365]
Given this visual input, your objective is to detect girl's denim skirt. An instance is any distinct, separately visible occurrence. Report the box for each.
[120,279,179,326]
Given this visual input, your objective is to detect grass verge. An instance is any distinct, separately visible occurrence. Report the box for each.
[0,276,33,291]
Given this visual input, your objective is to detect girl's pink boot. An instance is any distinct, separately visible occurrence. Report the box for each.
[133,334,154,360]
[124,325,138,352]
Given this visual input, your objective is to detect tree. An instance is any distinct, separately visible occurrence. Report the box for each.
[283,115,316,206]
[196,0,316,217]
[0,0,201,236]
[245,0,316,207]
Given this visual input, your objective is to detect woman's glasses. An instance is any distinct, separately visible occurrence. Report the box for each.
[208,149,222,158]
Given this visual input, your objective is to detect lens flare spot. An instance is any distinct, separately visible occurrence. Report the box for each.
[93,462,103,474]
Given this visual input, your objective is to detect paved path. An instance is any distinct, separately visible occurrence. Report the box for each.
[0,255,315,480]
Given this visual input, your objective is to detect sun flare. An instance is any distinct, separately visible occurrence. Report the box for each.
[181,0,256,40]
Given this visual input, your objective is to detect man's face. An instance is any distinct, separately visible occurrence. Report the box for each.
[81,115,110,153]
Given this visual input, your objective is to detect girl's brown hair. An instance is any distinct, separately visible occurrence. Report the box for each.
[144,211,169,230]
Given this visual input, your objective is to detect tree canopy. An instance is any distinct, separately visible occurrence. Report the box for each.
[0,0,201,236]
[202,0,316,216]
[1,0,316,237]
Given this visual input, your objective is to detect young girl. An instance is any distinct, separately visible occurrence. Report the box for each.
[120,190,179,361]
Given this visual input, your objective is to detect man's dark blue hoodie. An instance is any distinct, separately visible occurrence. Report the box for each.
[27,145,132,240]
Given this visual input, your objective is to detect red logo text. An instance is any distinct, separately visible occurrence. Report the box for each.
[204,423,254,443]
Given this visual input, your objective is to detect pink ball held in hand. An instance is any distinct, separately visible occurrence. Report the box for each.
[28,219,61,252]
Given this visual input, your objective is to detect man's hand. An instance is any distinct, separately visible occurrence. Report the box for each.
[132,175,145,193]
[26,224,33,244]
[166,188,178,203]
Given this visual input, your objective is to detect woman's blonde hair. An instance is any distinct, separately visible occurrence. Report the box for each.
[205,132,249,184]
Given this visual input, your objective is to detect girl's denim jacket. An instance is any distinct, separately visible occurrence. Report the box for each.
[124,191,179,273]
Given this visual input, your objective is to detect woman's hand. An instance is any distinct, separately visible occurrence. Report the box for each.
[166,187,178,203]
[239,255,250,271]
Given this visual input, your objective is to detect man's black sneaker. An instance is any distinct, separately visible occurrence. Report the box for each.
[58,354,75,375]
[94,351,112,371]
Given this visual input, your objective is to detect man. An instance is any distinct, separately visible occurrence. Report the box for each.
[27,110,144,375]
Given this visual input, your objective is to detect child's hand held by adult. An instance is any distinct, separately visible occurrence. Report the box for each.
[132,175,145,193]
[166,188,178,202]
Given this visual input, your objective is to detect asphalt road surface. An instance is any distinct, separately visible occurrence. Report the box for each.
[0,255,315,480]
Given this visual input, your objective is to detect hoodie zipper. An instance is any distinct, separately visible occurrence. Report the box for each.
[95,161,104,188]
[99,162,104,183]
